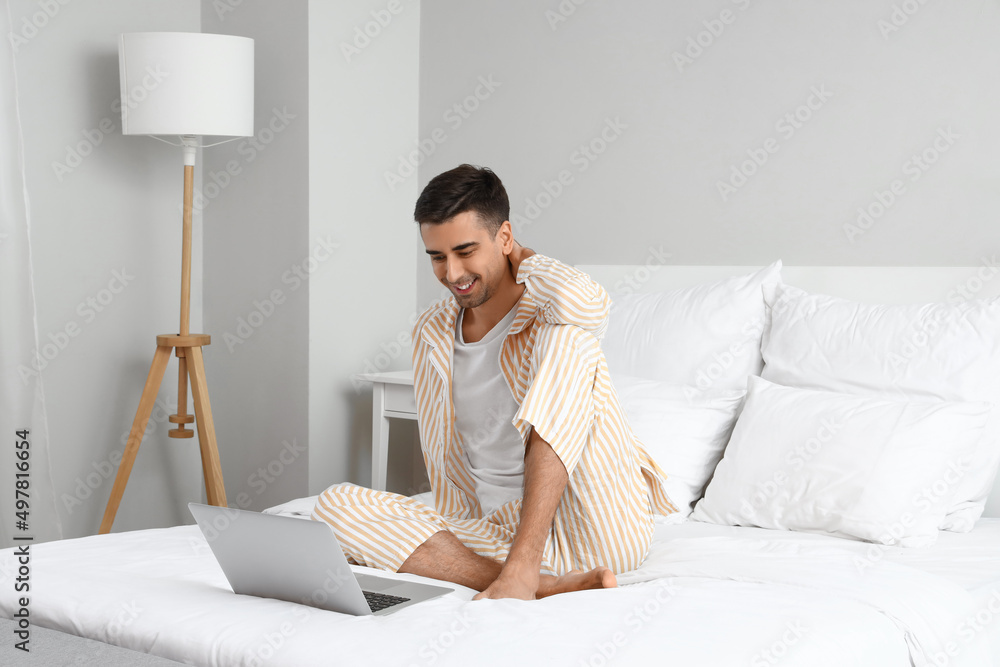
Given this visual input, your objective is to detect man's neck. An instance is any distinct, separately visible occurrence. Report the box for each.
[462,277,525,344]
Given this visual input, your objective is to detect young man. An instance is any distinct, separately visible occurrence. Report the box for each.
[312,164,675,600]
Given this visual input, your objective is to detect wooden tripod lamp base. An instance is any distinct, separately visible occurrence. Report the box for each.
[98,334,227,534]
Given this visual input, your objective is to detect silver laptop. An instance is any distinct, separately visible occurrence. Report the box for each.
[188,502,453,616]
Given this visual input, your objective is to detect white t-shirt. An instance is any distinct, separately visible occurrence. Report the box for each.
[452,301,525,515]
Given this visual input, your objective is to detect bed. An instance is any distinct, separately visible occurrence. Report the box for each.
[3,262,1000,666]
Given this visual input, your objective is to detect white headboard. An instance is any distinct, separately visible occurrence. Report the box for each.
[577,264,1000,520]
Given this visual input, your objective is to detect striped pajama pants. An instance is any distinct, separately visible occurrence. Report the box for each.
[311,430,653,574]
[311,479,654,576]
[312,323,665,576]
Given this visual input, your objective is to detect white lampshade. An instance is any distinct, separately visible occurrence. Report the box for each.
[118,32,254,137]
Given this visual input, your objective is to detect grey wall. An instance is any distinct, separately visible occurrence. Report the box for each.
[202,0,426,505]
[11,0,202,537]
[202,0,311,512]
[417,0,1000,305]
[308,0,424,496]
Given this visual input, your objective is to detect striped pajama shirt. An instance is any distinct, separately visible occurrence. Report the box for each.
[312,254,676,575]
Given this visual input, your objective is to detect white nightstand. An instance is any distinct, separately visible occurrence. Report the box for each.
[353,369,417,491]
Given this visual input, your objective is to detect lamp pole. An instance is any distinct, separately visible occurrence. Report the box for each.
[169,136,198,440]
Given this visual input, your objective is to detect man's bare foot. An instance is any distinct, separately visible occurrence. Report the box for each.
[473,572,536,601]
[536,567,617,598]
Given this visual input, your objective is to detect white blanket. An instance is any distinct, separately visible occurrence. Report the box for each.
[0,517,996,666]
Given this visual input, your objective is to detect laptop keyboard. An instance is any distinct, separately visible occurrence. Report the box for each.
[363,590,411,612]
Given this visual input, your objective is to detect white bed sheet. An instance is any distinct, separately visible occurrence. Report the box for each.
[1,502,997,667]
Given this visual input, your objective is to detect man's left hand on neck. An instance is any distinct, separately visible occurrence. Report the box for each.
[508,240,535,281]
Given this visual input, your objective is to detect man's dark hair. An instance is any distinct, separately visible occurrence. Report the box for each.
[413,164,510,237]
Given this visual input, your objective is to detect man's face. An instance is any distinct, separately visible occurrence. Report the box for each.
[420,211,511,309]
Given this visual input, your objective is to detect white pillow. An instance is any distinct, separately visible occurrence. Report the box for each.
[692,376,992,547]
[603,262,782,391]
[613,375,745,516]
[762,282,1000,531]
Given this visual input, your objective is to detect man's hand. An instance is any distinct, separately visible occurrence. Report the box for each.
[472,568,539,601]
[472,429,567,601]
[508,240,535,281]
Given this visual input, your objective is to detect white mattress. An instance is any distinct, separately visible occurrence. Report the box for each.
[1,498,998,667]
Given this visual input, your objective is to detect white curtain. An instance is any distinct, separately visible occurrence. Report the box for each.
[0,0,63,549]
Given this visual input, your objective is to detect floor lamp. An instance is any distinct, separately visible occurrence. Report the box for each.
[99,32,254,534]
